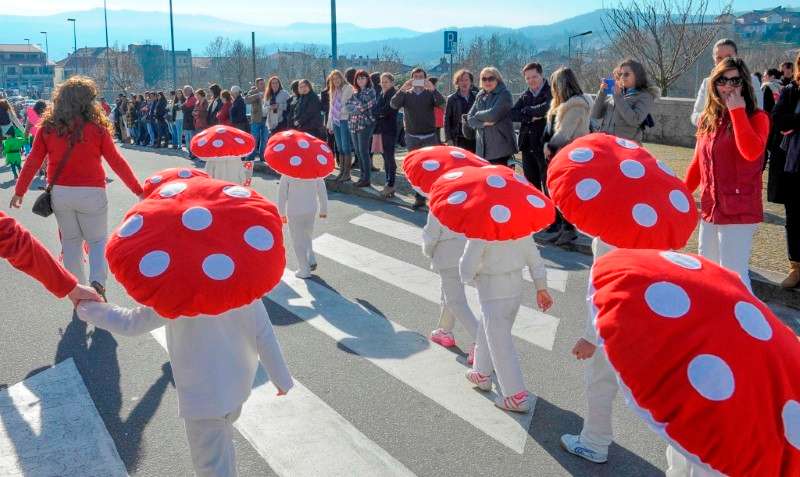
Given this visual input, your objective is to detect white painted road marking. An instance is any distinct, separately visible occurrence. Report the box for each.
[0,359,128,477]
[349,213,569,292]
[149,327,413,477]
[270,270,534,454]
[313,233,561,351]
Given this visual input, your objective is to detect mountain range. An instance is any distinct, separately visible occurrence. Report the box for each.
[2,8,608,64]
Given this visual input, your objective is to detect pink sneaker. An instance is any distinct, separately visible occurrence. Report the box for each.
[495,391,532,413]
[465,370,492,391]
[466,343,476,366]
[430,328,456,348]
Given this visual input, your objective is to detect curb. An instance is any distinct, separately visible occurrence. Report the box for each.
[253,162,800,313]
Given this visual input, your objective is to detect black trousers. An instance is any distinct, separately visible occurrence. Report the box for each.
[488,156,514,169]
[453,136,476,153]
[520,147,548,192]
[786,196,800,262]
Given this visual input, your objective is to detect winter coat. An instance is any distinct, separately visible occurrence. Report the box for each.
[374,87,398,136]
[291,91,324,138]
[464,81,518,160]
[217,101,232,126]
[326,84,354,130]
[591,85,659,142]
[511,81,552,152]
[444,87,478,143]
[193,98,209,131]
[181,95,197,131]
[265,89,290,132]
[543,94,593,155]
[346,87,377,133]
[207,97,222,126]
[768,82,800,205]
[244,88,264,124]
[230,95,248,129]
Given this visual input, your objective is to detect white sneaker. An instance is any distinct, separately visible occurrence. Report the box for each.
[560,434,608,464]
[494,391,532,413]
[294,270,312,279]
[465,370,492,391]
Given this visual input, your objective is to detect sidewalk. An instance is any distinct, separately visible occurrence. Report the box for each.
[254,143,800,311]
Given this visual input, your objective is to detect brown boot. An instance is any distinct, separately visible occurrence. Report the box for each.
[337,155,352,182]
[781,261,800,289]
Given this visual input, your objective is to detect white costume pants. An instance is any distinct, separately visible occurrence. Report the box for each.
[666,445,724,477]
[52,186,108,286]
[288,213,316,275]
[184,406,242,477]
[579,347,618,452]
[205,157,246,185]
[472,295,525,397]
[435,268,478,339]
[698,220,757,290]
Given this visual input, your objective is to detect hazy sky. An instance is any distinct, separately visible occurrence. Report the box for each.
[23,0,800,30]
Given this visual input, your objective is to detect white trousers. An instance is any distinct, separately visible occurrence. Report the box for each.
[435,268,479,340]
[288,213,316,275]
[579,347,618,452]
[184,406,242,477]
[666,445,724,477]
[472,295,525,397]
[205,157,246,185]
[51,186,108,286]
[698,220,757,290]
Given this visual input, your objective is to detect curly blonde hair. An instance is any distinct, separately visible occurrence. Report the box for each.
[40,76,113,137]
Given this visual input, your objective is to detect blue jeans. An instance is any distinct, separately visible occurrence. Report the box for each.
[146,121,156,145]
[353,124,375,183]
[183,129,196,156]
[332,121,352,155]
[172,121,183,147]
[248,121,269,160]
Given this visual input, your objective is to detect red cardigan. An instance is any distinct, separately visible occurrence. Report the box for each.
[217,101,232,126]
[15,122,144,198]
[685,107,769,225]
[0,211,77,297]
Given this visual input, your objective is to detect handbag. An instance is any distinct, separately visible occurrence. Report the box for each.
[32,126,82,217]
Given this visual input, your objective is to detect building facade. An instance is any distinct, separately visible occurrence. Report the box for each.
[0,44,53,98]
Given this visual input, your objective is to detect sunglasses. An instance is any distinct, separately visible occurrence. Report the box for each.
[714,76,743,87]
[481,76,497,82]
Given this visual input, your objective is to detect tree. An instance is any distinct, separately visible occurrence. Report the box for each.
[100,48,144,94]
[602,0,733,95]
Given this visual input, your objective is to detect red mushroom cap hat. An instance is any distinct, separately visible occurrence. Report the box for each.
[264,130,335,180]
[190,125,256,159]
[546,133,698,249]
[428,165,555,240]
[591,248,800,476]
[401,145,488,197]
[141,167,209,198]
[107,177,285,319]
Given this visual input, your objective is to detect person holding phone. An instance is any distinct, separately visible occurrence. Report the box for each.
[591,59,659,143]
[684,57,769,290]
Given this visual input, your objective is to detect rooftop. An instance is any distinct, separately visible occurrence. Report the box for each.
[0,44,46,54]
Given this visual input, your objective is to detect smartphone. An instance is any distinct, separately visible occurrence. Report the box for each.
[412,79,425,88]
[603,78,615,94]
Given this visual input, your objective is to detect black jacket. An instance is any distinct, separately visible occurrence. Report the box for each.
[768,82,800,204]
[292,92,324,137]
[511,80,552,152]
[155,98,167,121]
[374,87,398,136]
[181,95,196,130]
[207,97,222,126]
[230,95,248,126]
[445,87,478,142]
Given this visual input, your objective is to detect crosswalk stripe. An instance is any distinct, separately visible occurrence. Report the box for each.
[0,359,128,477]
[349,213,569,292]
[149,327,414,477]
[313,233,560,351]
[270,269,534,454]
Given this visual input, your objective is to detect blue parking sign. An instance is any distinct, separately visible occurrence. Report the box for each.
[444,31,457,54]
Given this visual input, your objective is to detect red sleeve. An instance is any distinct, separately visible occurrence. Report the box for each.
[0,211,77,297]
[729,108,769,162]
[100,128,143,196]
[14,129,48,197]
[684,147,701,193]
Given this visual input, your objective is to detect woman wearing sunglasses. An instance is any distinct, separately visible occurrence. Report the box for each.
[591,59,660,143]
[685,57,770,290]
[464,67,517,167]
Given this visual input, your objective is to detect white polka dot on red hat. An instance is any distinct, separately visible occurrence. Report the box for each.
[203,254,235,280]
[139,250,170,277]
[659,251,701,270]
[273,143,286,152]
[216,127,226,133]
[444,171,463,180]
[212,139,224,148]
[289,156,302,166]
[632,203,657,227]
[620,159,645,179]
[317,155,328,165]
[450,150,466,159]
[198,138,208,147]
[486,175,506,188]
[447,191,467,205]
[321,144,331,153]
[234,137,245,145]
[244,225,274,251]
[159,182,187,198]
[645,281,690,318]
[527,195,546,208]
[569,147,594,163]
[182,207,212,231]
[490,205,511,223]
[298,139,310,149]
[669,190,691,213]
[178,169,192,178]
[687,354,735,401]
[657,160,676,176]
[223,186,251,198]
[576,178,601,201]
[513,173,529,185]
[422,160,440,171]
[783,400,800,450]
[734,301,772,341]
[119,214,143,238]
[149,175,163,184]
[616,138,639,149]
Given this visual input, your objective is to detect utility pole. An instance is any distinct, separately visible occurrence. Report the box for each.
[103,0,112,94]
[168,0,177,88]
[67,18,77,75]
[251,32,257,84]
[330,0,337,68]
[40,32,49,63]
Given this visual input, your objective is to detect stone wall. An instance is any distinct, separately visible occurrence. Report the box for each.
[642,96,698,148]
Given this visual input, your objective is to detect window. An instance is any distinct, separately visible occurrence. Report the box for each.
[7,67,16,74]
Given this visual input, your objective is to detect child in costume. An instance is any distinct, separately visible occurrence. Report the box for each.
[3,127,24,179]
[277,174,327,279]
[77,175,294,477]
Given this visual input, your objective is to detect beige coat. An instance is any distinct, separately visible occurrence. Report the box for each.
[544,94,593,153]
[591,85,660,142]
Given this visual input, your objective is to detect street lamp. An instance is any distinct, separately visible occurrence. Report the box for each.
[40,32,49,62]
[67,18,77,75]
[568,30,592,64]
[330,0,337,68]
[23,38,30,45]
[168,0,177,88]
[102,0,111,94]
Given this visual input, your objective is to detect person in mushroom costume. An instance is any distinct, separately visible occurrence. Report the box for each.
[545,133,699,464]
[75,173,294,477]
[591,248,800,476]
[403,145,488,361]
[428,164,556,413]
[265,130,334,279]
[190,125,256,185]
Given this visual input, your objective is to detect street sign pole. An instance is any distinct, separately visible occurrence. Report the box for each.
[444,31,457,96]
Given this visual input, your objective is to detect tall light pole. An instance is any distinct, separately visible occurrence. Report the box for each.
[330,0,337,68]
[24,38,30,45]
[67,18,77,74]
[168,0,177,88]
[40,32,49,62]
[103,0,112,94]
[568,31,592,65]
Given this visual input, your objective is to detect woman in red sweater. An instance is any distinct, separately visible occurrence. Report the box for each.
[685,57,769,290]
[9,76,143,299]
[216,90,233,126]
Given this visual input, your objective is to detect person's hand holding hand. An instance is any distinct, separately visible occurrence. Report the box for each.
[571,338,597,360]
[319,213,327,219]
[536,289,553,312]
[67,284,103,307]
[9,195,23,209]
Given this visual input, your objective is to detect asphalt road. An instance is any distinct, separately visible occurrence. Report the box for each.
[0,144,794,476]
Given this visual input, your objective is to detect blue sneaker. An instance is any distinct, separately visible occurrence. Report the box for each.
[560,434,608,464]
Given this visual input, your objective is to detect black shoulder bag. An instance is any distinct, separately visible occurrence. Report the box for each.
[32,126,82,217]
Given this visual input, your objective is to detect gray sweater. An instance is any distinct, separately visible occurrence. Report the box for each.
[390,87,445,135]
